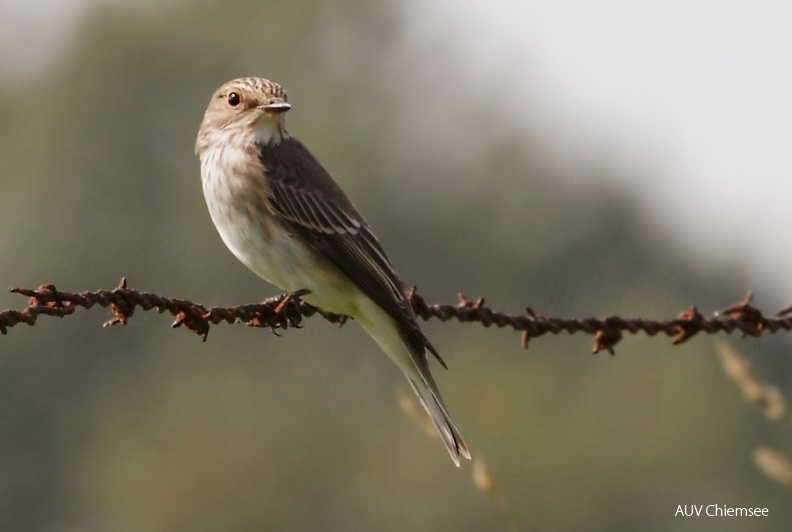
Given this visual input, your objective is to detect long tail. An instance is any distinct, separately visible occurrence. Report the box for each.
[399,327,470,466]
[355,302,471,465]
[407,375,471,466]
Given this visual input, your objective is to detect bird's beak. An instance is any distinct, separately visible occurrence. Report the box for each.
[258,101,291,114]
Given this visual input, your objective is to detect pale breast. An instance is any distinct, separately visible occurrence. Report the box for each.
[199,145,359,315]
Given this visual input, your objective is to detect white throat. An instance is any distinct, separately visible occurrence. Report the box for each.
[253,118,288,146]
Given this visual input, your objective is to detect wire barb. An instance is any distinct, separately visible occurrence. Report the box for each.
[2,280,791,353]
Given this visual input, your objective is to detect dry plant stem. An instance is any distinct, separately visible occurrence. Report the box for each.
[1,280,789,354]
[715,341,787,421]
[754,448,792,489]
[473,458,519,532]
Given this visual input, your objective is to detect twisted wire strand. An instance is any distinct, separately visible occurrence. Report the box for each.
[0,278,786,354]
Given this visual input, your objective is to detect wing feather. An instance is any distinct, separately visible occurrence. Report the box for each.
[258,138,445,367]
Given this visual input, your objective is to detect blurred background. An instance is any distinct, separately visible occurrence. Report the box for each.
[1,0,791,530]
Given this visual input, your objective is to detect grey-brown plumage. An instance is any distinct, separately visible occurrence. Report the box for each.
[258,138,447,367]
[196,77,470,465]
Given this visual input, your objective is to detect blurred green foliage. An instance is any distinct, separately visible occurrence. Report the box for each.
[1,0,790,530]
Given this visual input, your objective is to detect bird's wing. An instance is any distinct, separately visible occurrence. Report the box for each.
[258,138,445,367]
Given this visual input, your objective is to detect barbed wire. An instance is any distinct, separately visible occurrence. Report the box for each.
[1,278,790,354]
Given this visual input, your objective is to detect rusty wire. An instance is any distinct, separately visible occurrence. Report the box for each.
[0,278,790,354]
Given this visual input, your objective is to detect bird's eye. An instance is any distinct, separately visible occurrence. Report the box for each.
[227,92,241,107]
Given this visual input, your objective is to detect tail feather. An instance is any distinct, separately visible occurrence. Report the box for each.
[408,378,471,466]
[397,326,471,466]
[355,302,470,465]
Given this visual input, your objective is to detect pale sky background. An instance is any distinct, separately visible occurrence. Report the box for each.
[409,0,792,295]
[3,0,791,298]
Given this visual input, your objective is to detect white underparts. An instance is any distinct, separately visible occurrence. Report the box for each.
[252,116,287,145]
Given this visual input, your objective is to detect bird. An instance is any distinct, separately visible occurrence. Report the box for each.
[195,77,470,465]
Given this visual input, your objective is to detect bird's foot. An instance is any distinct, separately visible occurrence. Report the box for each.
[274,288,311,315]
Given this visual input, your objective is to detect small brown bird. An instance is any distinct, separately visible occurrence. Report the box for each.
[195,77,470,465]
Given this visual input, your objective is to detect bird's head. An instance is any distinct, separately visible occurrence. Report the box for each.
[196,77,291,154]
